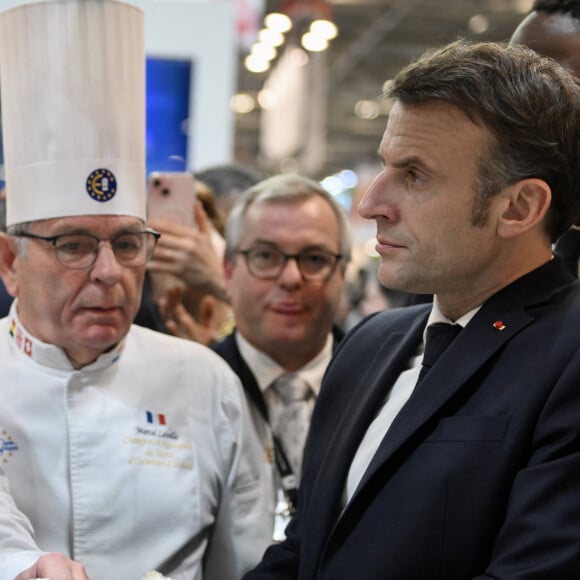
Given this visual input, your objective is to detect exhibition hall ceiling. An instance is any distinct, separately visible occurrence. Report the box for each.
[233,0,534,179]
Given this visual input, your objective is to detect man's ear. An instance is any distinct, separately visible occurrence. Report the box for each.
[497,178,551,239]
[223,256,235,300]
[0,233,19,297]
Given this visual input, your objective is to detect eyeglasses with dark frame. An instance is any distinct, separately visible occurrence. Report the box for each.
[238,244,343,282]
[15,229,161,270]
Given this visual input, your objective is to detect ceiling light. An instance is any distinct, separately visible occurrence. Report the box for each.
[320,175,343,196]
[310,19,338,40]
[244,54,270,73]
[265,12,292,33]
[301,32,328,52]
[468,14,489,34]
[230,93,256,114]
[338,169,358,189]
[251,42,277,61]
[354,100,380,120]
[258,28,285,47]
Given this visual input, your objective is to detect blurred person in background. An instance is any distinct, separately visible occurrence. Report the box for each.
[510,0,580,278]
[197,162,264,220]
[342,261,410,331]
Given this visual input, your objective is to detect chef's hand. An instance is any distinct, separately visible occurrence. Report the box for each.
[15,552,89,579]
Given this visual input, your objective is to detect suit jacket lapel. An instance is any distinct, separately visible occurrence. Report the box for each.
[304,310,428,561]
[213,331,269,420]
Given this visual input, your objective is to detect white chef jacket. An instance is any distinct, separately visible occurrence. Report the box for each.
[0,302,271,580]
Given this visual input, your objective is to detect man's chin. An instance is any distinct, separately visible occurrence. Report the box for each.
[80,324,129,351]
[269,328,311,347]
[377,266,423,294]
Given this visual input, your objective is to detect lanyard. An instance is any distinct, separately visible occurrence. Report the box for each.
[271,431,298,514]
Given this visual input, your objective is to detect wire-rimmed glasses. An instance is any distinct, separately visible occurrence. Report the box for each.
[16,229,160,269]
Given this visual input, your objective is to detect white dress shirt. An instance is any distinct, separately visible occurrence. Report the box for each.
[344,299,480,505]
[236,332,333,533]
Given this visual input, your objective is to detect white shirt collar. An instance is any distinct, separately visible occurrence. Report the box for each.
[235,331,333,395]
[7,300,125,371]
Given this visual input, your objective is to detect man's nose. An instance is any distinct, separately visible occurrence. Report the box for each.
[277,256,303,284]
[358,169,397,221]
[89,241,123,283]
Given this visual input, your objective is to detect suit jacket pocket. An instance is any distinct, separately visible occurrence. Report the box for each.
[425,415,510,442]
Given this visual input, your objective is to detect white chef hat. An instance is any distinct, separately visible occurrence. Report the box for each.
[0,0,146,227]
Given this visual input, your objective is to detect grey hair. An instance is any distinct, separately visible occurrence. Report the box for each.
[224,173,352,266]
[5,221,33,255]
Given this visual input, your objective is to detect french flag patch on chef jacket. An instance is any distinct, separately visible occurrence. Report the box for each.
[146,411,166,426]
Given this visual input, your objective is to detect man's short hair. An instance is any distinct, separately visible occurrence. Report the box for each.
[196,164,263,198]
[387,40,580,241]
[224,173,352,266]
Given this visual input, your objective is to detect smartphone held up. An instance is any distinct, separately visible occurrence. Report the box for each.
[146,171,196,228]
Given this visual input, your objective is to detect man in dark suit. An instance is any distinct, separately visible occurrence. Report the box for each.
[213,173,351,540]
[244,40,580,579]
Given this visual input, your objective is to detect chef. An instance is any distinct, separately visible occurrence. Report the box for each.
[0,1,270,579]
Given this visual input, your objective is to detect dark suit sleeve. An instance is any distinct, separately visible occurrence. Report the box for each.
[242,516,302,579]
[474,344,580,579]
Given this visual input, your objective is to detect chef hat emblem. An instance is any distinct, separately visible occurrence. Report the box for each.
[0,0,146,227]
[86,168,118,203]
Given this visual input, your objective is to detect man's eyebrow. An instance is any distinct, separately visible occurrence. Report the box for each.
[390,155,429,170]
[387,155,440,177]
[376,148,429,167]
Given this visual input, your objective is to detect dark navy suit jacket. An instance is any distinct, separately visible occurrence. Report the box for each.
[212,331,267,422]
[245,258,580,580]
[0,280,12,318]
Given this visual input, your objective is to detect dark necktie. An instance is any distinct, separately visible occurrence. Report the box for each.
[417,322,462,384]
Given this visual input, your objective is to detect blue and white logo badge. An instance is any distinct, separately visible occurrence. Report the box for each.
[86,168,117,202]
[0,431,18,464]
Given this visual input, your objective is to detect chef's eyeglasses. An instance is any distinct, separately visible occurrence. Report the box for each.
[15,230,161,269]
